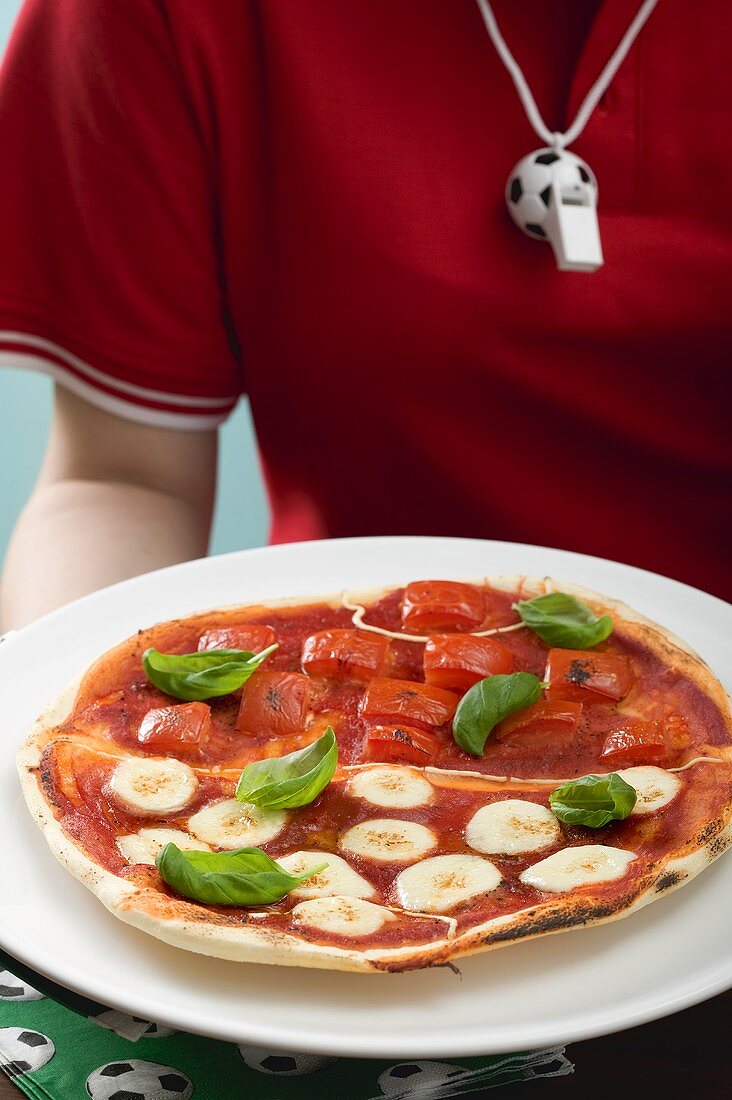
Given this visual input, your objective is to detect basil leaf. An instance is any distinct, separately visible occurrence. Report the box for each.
[452,672,542,756]
[156,844,325,906]
[236,727,338,810]
[514,592,613,649]
[549,772,637,828]
[142,644,277,701]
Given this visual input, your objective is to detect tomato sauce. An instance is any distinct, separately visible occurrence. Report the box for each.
[36,581,732,956]
[37,732,732,953]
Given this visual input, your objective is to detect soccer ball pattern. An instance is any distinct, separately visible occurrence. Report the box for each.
[506,147,597,239]
[237,1042,335,1075]
[85,1059,193,1099]
[0,971,45,1002]
[378,1060,470,1097]
[0,1027,55,1077]
[0,963,569,1095]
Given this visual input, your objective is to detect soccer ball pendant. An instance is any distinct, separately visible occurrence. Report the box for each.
[505,147,603,272]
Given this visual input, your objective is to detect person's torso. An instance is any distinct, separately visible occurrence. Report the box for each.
[166,0,732,597]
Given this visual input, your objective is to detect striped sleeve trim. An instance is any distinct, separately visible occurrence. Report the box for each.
[0,332,238,430]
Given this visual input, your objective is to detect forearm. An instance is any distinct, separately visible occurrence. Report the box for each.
[0,478,211,630]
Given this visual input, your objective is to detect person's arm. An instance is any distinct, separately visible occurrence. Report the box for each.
[0,386,217,631]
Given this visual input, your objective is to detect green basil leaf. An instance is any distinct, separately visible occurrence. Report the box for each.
[142,643,277,701]
[549,772,637,828]
[236,727,338,810]
[514,592,613,649]
[452,672,542,756]
[156,843,325,906]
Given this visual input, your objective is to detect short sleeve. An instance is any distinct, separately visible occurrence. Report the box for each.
[0,0,242,428]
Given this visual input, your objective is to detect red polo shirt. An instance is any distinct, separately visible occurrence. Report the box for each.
[0,1,730,598]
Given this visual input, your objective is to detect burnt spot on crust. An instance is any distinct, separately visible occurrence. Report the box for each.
[654,871,683,893]
[483,899,625,944]
[39,753,63,812]
[694,816,725,847]
[706,833,732,859]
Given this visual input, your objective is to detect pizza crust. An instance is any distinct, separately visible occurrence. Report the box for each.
[17,577,732,973]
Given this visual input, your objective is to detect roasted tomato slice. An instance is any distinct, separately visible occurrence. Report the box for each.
[360,677,458,730]
[664,714,693,753]
[301,628,390,681]
[495,700,583,747]
[363,724,441,766]
[600,718,670,767]
[137,702,212,755]
[401,580,485,633]
[423,634,514,692]
[545,648,633,703]
[236,671,311,736]
[198,624,276,653]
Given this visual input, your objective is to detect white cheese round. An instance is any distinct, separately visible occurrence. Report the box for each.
[117,827,210,865]
[465,799,561,855]
[396,854,502,913]
[187,798,287,849]
[347,766,433,808]
[616,766,682,815]
[339,818,437,862]
[291,896,395,937]
[109,757,198,817]
[277,851,376,900]
[520,844,636,893]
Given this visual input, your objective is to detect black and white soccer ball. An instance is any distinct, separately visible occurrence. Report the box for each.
[237,1042,335,1075]
[0,1027,55,1077]
[377,1060,470,1097]
[85,1060,193,1099]
[506,147,598,240]
[0,970,45,1001]
[92,1010,177,1041]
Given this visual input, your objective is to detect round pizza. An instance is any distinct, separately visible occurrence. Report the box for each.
[18,577,732,972]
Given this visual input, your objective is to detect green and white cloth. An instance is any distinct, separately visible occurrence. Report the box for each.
[0,950,573,1098]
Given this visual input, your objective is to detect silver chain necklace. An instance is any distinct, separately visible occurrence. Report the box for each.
[475,0,660,271]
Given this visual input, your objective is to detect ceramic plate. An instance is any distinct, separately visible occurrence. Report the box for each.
[1,536,730,1057]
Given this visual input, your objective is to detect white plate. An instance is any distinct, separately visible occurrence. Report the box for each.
[1,536,730,1057]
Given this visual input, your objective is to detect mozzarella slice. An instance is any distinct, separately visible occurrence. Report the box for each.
[617,766,682,815]
[396,854,502,913]
[347,767,433,809]
[277,851,376,900]
[187,798,287,849]
[339,818,437,862]
[109,758,198,816]
[117,827,210,865]
[520,845,636,893]
[291,896,395,937]
[465,799,560,856]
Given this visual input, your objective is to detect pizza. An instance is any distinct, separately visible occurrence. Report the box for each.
[18,577,732,973]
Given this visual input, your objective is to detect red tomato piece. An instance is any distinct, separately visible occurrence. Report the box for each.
[236,671,311,736]
[360,677,458,730]
[665,714,692,753]
[401,580,485,633]
[495,699,583,747]
[301,629,390,681]
[423,634,514,692]
[545,649,633,703]
[363,725,441,766]
[198,624,276,653]
[137,702,212,755]
[600,719,669,767]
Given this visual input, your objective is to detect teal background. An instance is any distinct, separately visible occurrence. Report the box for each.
[0,1,269,565]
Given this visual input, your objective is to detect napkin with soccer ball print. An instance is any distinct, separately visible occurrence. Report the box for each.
[0,952,573,1098]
